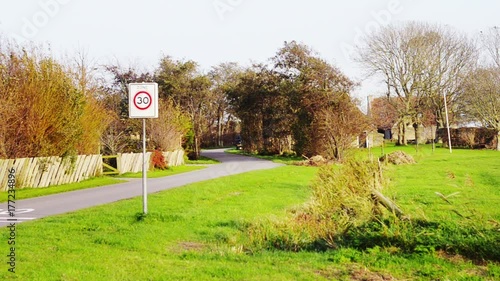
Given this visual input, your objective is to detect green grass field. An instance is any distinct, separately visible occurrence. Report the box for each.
[185,155,221,165]
[0,177,126,203]
[226,149,303,164]
[1,145,498,280]
[373,144,500,221]
[119,165,206,178]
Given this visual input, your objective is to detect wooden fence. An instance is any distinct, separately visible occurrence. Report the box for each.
[0,154,102,191]
[117,149,185,174]
[0,149,185,190]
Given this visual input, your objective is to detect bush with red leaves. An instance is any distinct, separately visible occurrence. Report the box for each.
[151,149,168,170]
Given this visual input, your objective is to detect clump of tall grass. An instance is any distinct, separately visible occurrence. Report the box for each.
[248,159,385,251]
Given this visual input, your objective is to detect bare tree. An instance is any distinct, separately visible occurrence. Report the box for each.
[417,25,477,131]
[357,23,428,145]
[357,23,476,145]
[456,26,500,151]
[461,68,500,150]
[481,26,500,68]
[148,99,190,151]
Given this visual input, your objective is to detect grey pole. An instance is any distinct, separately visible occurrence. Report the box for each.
[443,93,452,153]
[142,118,148,214]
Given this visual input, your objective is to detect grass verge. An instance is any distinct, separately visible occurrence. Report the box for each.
[118,165,206,178]
[186,155,220,165]
[0,177,125,202]
[226,149,303,164]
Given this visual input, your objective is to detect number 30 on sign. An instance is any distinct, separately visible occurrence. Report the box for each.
[128,83,159,118]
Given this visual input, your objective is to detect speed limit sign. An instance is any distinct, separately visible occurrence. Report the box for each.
[129,83,158,118]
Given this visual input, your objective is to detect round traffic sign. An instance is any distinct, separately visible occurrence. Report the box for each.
[133,91,152,110]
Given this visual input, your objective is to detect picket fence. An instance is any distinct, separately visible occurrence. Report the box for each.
[0,149,185,191]
[118,150,185,173]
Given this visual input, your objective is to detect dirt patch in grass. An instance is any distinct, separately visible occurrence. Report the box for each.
[313,264,395,280]
[437,250,492,267]
[349,265,395,281]
[172,241,206,252]
[379,151,416,165]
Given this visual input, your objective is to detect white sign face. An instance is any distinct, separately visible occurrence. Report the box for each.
[129,83,159,118]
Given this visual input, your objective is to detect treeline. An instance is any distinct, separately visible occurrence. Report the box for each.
[0,37,367,161]
[1,21,499,160]
[104,42,369,161]
[361,23,500,150]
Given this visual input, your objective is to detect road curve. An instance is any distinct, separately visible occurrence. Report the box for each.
[0,149,283,226]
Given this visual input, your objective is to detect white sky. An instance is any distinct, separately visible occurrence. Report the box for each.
[1,0,500,105]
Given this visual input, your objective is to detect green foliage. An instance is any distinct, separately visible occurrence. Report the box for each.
[228,42,365,159]
[156,56,214,159]
[226,148,303,165]
[345,217,500,260]
[0,41,109,158]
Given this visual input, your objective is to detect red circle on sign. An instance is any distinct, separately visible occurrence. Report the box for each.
[133,91,152,110]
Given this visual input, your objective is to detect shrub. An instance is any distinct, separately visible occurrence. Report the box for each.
[248,159,384,251]
[151,149,168,170]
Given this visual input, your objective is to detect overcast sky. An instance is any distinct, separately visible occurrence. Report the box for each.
[1,0,500,103]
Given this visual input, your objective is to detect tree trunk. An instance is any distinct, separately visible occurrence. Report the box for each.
[497,130,500,151]
[217,113,222,147]
[397,121,407,146]
[194,136,200,160]
[397,122,403,145]
[413,123,420,144]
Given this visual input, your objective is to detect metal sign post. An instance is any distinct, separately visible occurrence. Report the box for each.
[142,118,147,213]
[443,92,452,154]
[129,83,159,214]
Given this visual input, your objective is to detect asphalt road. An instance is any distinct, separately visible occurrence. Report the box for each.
[0,149,282,226]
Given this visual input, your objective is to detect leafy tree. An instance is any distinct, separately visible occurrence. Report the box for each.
[71,50,111,154]
[156,56,214,159]
[370,97,398,131]
[208,62,242,147]
[318,94,369,160]
[274,41,362,158]
[229,41,365,160]
[0,41,108,158]
[101,65,154,154]
[227,64,293,154]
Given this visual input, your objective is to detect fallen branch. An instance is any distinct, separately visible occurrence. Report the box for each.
[372,189,404,218]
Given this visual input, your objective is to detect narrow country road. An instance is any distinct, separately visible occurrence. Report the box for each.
[0,149,282,226]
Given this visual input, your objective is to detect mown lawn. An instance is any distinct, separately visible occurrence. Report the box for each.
[119,165,206,178]
[0,145,498,280]
[0,177,126,203]
[375,144,500,221]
